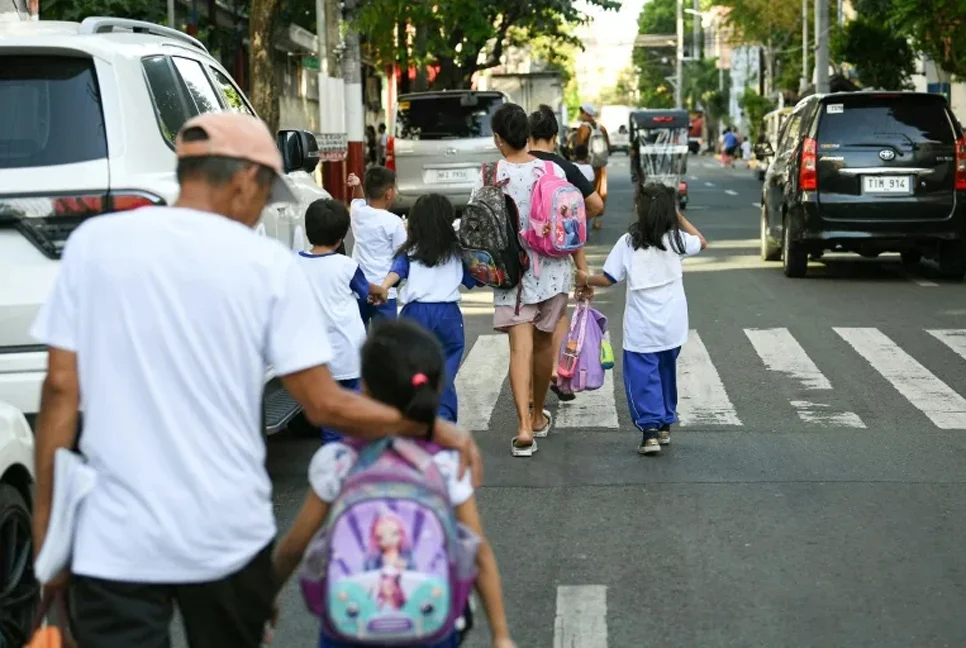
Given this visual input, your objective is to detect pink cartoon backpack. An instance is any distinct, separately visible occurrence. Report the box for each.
[521,160,587,276]
[299,437,480,646]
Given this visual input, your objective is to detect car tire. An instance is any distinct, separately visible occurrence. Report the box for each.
[938,241,966,281]
[0,483,39,647]
[900,250,922,266]
[761,209,781,261]
[782,218,807,278]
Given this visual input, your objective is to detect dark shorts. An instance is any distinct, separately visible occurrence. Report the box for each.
[69,542,274,648]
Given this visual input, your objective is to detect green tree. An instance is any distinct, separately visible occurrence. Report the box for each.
[355,0,619,90]
[738,89,773,141]
[633,0,692,109]
[889,0,966,78]
[600,66,639,106]
[716,0,804,97]
[832,15,914,89]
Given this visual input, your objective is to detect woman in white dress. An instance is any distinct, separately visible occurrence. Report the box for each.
[470,103,588,457]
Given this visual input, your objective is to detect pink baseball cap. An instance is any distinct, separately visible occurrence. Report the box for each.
[175,112,297,204]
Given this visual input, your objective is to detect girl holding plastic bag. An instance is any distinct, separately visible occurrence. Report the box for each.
[577,183,707,455]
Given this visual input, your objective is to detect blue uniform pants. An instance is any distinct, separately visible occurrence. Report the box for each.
[320,631,458,648]
[321,378,360,444]
[623,347,681,435]
[400,302,464,423]
[357,297,397,329]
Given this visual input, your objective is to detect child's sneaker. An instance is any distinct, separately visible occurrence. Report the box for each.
[638,432,661,455]
[658,425,671,446]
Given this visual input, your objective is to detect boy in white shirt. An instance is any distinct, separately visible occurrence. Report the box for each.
[348,167,407,327]
[572,143,596,183]
[295,198,387,443]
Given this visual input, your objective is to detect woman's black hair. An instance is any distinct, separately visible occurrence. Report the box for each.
[528,104,558,142]
[629,183,687,253]
[397,193,461,267]
[490,102,529,151]
[362,320,444,428]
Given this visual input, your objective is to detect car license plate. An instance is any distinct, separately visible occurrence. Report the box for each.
[432,168,472,183]
[862,175,911,194]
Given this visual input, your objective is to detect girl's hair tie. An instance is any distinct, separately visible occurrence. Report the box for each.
[411,373,428,387]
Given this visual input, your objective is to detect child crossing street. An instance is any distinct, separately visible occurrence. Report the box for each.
[577,183,707,455]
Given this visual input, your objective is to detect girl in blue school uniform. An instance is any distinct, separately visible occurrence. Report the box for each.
[577,183,708,455]
[378,193,479,423]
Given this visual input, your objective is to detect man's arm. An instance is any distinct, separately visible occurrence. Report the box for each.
[32,347,80,557]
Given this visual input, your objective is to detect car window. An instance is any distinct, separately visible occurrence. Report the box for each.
[209,67,254,115]
[172,57,222,115]
[395,94,504,141]
[142,56,191,146]
[817,95,955,145]
[778,114,802,158]
[0,56,107,169]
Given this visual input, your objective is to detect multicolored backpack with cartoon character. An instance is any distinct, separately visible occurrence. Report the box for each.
[299,437,480,645]
[521,160,587,276]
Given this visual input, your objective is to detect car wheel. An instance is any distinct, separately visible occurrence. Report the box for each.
[782,218,807,278]
[761,208,781,261]
[900,250,922,266]
[938,241,966,281]
[0,483,39,647]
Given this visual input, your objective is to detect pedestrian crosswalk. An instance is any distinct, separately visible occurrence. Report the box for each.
[455,327,966,431]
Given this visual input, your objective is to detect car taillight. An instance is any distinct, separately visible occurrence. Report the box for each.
[1,190,163,259]
[385,136,396,171]
[799,137,817,191]
[956,136,966,191]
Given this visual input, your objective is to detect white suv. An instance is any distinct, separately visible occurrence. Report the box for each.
[0,17,330,432]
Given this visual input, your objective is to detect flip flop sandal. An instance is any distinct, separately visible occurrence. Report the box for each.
[511,438,537,457]
[533,409,552,438]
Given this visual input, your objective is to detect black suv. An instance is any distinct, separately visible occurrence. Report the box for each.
[757,92,966,279]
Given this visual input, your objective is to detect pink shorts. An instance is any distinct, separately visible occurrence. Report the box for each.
[493,293,568,333]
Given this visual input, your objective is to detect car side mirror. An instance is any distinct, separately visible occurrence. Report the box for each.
[754,142,775,159]
[277,129,321,174]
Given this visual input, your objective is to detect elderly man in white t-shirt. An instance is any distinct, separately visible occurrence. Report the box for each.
[30,113,481,648]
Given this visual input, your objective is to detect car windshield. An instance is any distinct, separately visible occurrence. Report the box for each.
[0,56,108,169]
[818,96,955,146]
[395,94,503,141]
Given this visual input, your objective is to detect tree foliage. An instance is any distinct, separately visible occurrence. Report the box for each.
[738,89,773,141]
[889,0,966,78]
[633,0,691,109]
[354,0,619,90]
[832,15,914,90]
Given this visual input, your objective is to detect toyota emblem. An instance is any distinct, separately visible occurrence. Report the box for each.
[446,147,458,156]
[879,149,896,161]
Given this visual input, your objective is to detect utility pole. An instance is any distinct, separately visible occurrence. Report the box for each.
[675,0,684,109]
[800,0,808,93]
[837,0,844,26]
[343,0,365,187]
[317,0,347,201]
[692,0,700,60]
[167,0,175,27]
[29,0,38,19]
[815,0,829,93]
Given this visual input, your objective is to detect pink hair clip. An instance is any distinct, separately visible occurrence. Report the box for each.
[411,373,428,387]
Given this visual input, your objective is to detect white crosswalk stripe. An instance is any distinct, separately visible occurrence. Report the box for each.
[834,328,966,429]
[553,585,608,648]
[556,333,620,429]
[677,330,742,426]
[745,328,865,428]
[454,328,966,431]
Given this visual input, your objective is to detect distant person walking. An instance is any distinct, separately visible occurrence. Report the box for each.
[29,113,480,648]
[574,103,610,230]
[721,127,738,167]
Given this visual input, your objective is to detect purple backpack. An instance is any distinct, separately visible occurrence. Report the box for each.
[299,437,480,645]
[556,301,607,394]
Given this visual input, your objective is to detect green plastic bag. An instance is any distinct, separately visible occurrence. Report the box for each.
[600,339,615,370]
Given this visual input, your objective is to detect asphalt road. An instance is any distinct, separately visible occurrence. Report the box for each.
[180,155,966,647]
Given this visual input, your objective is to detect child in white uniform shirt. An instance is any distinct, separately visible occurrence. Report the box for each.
[296,198,383,443]
[272,320,515,648]
[578,183,707,455]
[376,194,480,423]
[572,143,596,183]
[348,168,407,327]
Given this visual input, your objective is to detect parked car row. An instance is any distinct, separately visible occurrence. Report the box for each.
[755,91,966,280]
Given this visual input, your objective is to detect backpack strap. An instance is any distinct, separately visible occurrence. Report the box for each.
[392,438,448,493]
[482,161,501,188]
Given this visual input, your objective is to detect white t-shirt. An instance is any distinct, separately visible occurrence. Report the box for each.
[295,251,369,381]
[390,254,477,305]
[575,162,595,182]
[602,231,702,354]
[350,199,407,300]
[308,442,473,506]
[470,159,572,307]
[30,206,333,583]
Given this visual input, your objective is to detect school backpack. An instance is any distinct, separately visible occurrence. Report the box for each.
[556,301,608,395]
[521,160,586,276]
[299,437,481,646]
[587,122,610,168]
